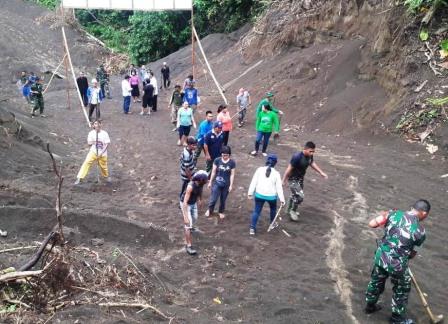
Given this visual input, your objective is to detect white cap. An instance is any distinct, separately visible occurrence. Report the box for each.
[92,78,98,83]
[163,62,167,65]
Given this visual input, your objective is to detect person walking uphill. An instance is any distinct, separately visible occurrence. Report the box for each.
[30,77,46,118]
[237,88,251,127]
[181,170,209,255]
[364,200,431,324]
[217,104,232,146]
[168,84,183,131]
[76,72,89,107]
[251,105,279,157]
[247,154,285,235]
[205,146,235,220]
[282,141,327,221]
[204,121,223,175]
[121,75,132,114]
[194,110,214,165]
[161,62,170,89]
[180,136,198,200]
[87,79,104,121]
[75,120,111,185]
[184,82,199,113]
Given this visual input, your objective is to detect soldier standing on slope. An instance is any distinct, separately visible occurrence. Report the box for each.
[364,200,431,324]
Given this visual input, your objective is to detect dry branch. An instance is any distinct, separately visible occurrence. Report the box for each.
[0,246,39,254]
[99,302,171,320]
[47,143,65,242]
[0,270,43,282]
[19,232,57,271]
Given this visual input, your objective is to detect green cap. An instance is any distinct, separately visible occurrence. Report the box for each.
[266,92,274,98]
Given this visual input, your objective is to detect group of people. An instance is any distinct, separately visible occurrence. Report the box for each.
[17,58,433,324]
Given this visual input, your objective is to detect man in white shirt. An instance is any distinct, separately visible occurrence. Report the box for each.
[87,79,104,121]
[121,75,132,114]
[75,120,111,184]
[149,71,158,112]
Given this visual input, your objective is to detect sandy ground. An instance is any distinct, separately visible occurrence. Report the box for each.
[0,1,447,323]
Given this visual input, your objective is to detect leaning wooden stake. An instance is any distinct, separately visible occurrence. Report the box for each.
[47,143,65,242]
[61,26,90,126]
[192,26,228,105]
[43,53,67,95]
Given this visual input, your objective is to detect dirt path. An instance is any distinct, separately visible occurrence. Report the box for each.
[1,73,446,323]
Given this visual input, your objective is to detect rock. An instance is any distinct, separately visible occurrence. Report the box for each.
[217,287,225,293]
[0,229,7,237]
[224,272,233,278]
[91,238,104,246]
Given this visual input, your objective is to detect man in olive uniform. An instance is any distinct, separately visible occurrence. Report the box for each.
[282,141,327,220]
[364,199,430,324]
[30,77,45,118]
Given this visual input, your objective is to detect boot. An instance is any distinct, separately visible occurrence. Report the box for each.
[390,313,414,324]
[365,303,382,314]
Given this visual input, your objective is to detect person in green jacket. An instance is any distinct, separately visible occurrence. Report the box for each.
[251,105,280,156]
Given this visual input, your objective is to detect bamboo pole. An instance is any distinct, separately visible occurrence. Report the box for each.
[43,53,67,95]
[61,26,90,126]
[191,7,195,78]
[192,26,228,104]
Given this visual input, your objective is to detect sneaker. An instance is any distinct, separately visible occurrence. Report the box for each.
[289,210,299,222]
[249,228,255,235]
[204,210,210,217]
[31,114,35,118]
[172,127,178,132]
[250,151,258,156]
[390,314,414,324]
[186,245,197,255]
[74,178,81,185]
[219,213,225,219]
[40,114,47,118]
[262,152,268,157]
[146,112,151,116]
[139,111,144,115]
[177,140,182,146]
[364,303,382,314]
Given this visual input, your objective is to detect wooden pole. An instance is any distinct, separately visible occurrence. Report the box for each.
[43,53,67,95]
[61,26,90,126]
[191,6,195,78]
[192,26,228,104]
[63,52,71,110]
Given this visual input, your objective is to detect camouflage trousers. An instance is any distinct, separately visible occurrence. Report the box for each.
[365,264,411,316]
[287,178,304,213]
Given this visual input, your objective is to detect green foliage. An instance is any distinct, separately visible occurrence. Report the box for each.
[419,29,429,41]
[29,0,60,10]
[404,0,426,12]
[441,39,448,51]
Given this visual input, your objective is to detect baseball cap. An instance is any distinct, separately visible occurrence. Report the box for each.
[266,92,274,98]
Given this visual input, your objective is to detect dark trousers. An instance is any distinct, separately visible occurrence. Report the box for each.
[180,179,189,200]
[123,96,131,113]
[80,89,88,107]
[222,131,230,146]
[255,131,272,153]
[250,197,277,231]
[89,103,100,120]
[152,95,158,111]
[163,76,170,88]
[208,183,229,213]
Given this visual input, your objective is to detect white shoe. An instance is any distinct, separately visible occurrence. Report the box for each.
[74,178,81,185]
[249,228,255,235]
[177,140,181,146]
[250,151,257,156]
[172,127,177,132]
[204,210,210,217]
[262,152,268,157]
[139,111,144,115]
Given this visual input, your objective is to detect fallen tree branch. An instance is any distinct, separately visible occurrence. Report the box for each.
[47,143,65,242]
[0,270,43,282]
[0,246,38,254]
[19,232,57,271]
[99,302,171,320]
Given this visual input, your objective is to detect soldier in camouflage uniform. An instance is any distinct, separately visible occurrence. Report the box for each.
[282,141,327,221]
[30,77,46,118]
[364,199,431,324]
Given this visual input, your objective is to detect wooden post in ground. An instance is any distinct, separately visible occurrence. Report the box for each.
[192,26,228,105]
[191,7,195,78]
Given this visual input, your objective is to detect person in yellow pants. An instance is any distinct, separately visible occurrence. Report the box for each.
[75,120,111,184]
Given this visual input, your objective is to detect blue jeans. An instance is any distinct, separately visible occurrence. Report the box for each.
[255,131,272,153]
[123,96,131,113]
[208,182,229,213]
[250,197,277,231]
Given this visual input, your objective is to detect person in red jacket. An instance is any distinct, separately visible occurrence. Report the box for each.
[217,104,232,146]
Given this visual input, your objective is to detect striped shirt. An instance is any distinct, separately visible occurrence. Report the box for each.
[180,147,195,181]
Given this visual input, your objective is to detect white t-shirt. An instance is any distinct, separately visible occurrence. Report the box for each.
[121,79,132,97]
[150,77,158,96]
[90,87,101,105]
[88,130,111,156]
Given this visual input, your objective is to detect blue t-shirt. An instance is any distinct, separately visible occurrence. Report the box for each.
[204,131,223,160]
[196,120,213,145]
[213,158,236,187]
[184,88,198,105]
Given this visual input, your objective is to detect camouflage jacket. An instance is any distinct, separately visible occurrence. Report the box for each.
[30,83,43,97]
[374,210,425,273]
